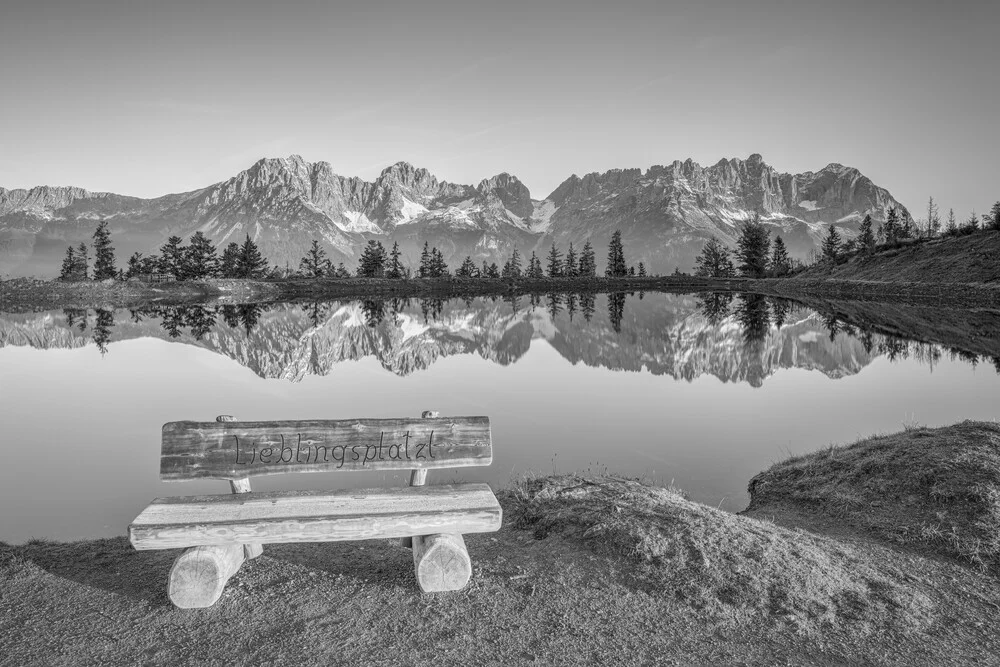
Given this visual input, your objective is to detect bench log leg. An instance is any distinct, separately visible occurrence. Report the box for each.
[412,533,472,593]
[168,545,245,609]
[401,410,438,549]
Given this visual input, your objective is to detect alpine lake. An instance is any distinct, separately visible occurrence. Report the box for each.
[1,289,998,544]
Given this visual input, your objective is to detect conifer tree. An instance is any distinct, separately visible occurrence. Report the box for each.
[605,230,627,277]
[578,241,596,277]
[75,242,89,280]
[925,197,940,238]
[945,208,958,234]
[526,251,544,278]
[694,238,734,278]
[219,242,240,278]
[485,262,500,279]
[637,262,646,277]
[546,243,563,277]
[125,252,144,279]
[965,211,980,231]
[564,243,578,277]
[298,239,329,278]
[481,261,491,278]
[769,236,791,275]
[158,236,185,277]
[989,202,1000,231]
[822,224,842,262]
[387,242,404,278]
[418,241,431,278]
[883,207,900,245]
[900,210,914,239]
[92,220,117,280]
[237,234,269,279]
[508,247,522,278]
[357,240,388,277]
[458,256,479,278]
[857,214,876,254]
[59,246,77,281]
[734,214,771,278]
[430,248,449,277]
[185,231,219,279]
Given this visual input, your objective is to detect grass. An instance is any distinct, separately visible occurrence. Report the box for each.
[746,420,1000,572]
[501,473,932,635]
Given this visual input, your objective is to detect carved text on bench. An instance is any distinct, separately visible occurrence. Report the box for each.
[233,431,438,468]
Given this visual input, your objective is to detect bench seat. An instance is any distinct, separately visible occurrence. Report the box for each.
[130,483,502,551]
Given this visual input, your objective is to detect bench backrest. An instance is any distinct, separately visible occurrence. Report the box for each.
[161,416,492,481]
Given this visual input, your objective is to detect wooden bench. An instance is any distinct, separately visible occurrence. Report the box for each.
[129,412,501,608]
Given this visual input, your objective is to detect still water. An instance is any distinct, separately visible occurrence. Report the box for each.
[1,291,998,543]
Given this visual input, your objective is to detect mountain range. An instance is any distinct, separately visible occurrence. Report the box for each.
[0,154,908,277]
[0,294,873,387]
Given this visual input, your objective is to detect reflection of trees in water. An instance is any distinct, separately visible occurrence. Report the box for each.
[580,293,596,322]
[697,292,733,326]
[734,294,771,346]
[419,298,444,324]
[361,299,386,329]
[607,292,626,333]
[93,309,114,355]
[301,301,333,328]
[770,299,790,330]
[566,293,577,321]
[546,293,562,320]
[64,308,87,332]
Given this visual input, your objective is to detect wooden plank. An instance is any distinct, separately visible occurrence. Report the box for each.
[129,483,502,550]
[160,417,492,480]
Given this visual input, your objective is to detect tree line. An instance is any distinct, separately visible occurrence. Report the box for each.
[59,223,272,281]
[59,223,654,282]
[694,200,1000,279]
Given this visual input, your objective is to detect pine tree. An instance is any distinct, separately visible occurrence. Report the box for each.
[219,242,241,278]
[965,211,980,232]
[605,231,627,277]
[734,214,771,278]
[92,220,117,280]
[237,234,269,279]
[508,247,522,278]
[945,208,958,234]
[694,238,734,278]
[125,252,144,279]
[900,210,914,239]
[158,236,185,277]
[989,202,1000,231]
[419,242,431,278]
[357,240,388,277]
[75,242,89,280]
[458,256,479,278]
[546,243,563,277]
[822,224,842,262]
[298,239,329,278]
[637,262,646,277]
[564,243,577,277]
[883,207,900,245]
[578,241,596,277]
[481,261,491,278]
[387,242,404,278]
[59,246,77,281]
[185,231,219,279]
[925,197,940,238]
[857,214,876,254]
[485,262,500,279]
[770,236,791,275]
[430,248,449,277]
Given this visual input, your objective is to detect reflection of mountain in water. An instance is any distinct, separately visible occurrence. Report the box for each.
[0,293,890,387]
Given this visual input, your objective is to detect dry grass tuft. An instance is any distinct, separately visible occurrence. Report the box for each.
[747,420,1000,572]
[501,474,933,634]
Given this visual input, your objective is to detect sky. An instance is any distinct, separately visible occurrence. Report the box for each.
[1,0,998,217]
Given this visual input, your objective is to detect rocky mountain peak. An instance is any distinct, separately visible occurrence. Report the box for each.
[476,173,533,219]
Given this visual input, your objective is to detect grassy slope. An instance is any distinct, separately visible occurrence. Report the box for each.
[787,230,1000,285]
[4,438,1000,665]
[746,421,1000,572]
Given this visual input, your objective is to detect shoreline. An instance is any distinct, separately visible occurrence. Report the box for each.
[3,274,999,312]
[2,421,998,665]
